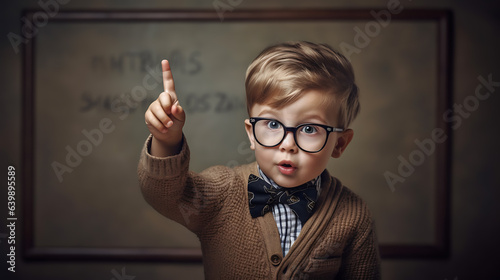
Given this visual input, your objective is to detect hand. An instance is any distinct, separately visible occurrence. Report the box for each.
[145,60,186,157]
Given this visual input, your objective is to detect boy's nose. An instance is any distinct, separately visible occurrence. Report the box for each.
[279,131,298,153]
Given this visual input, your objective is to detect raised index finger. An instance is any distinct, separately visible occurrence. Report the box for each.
[161,60,177,101]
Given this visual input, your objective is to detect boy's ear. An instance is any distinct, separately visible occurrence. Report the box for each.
[244,119,256,150]
[331,129,354,158]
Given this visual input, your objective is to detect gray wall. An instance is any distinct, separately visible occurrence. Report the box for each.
[1,0,499,279]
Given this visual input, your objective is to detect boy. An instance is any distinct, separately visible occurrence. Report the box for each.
[138,41,380,279]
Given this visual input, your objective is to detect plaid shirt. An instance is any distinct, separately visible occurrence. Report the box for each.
[258,168,321,256]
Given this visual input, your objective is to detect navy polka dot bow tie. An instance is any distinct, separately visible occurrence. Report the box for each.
[247,174,319,224]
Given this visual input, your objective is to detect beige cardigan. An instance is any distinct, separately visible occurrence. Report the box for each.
[138,136,381,279]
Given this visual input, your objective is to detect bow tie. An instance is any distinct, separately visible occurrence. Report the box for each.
[247,174,318,224]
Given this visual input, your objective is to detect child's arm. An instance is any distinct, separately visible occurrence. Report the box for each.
[144,60,185,157]
[139,60,235,233]
[338,215,381,279]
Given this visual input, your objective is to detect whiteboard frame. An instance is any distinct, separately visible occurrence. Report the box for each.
[22,9,453,261]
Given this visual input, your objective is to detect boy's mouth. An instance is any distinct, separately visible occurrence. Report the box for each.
[278,161,296,175]
[278,160,295,167]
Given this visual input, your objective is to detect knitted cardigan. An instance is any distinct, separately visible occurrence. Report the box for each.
[138,135,381,279]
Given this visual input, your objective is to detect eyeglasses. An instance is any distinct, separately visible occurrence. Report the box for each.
[249,117,344,153]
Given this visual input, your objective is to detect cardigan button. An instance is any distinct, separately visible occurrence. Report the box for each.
[270,254,282,265]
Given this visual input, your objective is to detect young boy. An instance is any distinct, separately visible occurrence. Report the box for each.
[138,41,380,279]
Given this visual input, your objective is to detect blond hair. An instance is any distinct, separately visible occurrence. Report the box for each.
[245,41,360,127]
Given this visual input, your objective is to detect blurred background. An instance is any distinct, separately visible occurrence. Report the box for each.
[1,0,499,279]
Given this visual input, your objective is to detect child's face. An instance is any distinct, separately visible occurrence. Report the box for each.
[245,90,353,188]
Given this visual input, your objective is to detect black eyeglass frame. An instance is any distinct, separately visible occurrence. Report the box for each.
[249,117,344,153]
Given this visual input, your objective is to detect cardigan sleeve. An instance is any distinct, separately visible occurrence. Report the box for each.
[336,202,381,280]
[137,134,238,234]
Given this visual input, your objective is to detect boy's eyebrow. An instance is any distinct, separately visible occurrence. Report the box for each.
[256,112,332,127]
[253,108,279,118]
[297,114,332,125]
